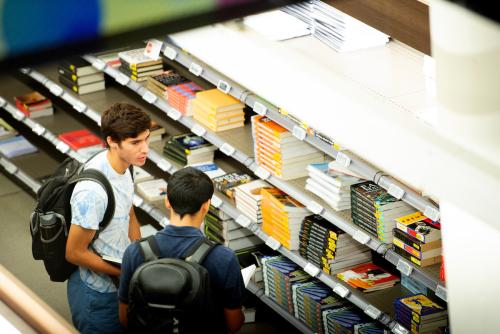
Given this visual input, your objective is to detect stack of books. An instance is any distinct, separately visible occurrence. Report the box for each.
[310,0,389,52]
[261,187,309,250]
[14,91,53,118]
[0,118,17,141]
[149,120,165,143]
[135,178,167,205]
[0,135,37,158]
[58,58,105,95]
[394,294,448,333]
[166,82,203,116]
[163,133,216,165]
[58,129,104,159]
[299,215,372,275]
[234,179,273,224]
[306,162,363,211]
[213,172,253,200]
[192,89,245,132]
[252,115,325,180]
[118,48,164,82]
[146,70,187,101]
[189,161,226,179]
[337,263,400,293]
[322,305,370,334]
[393,211,442,267]
[262,255,310,314]
[351,181,414,243]
[204,205,263,251]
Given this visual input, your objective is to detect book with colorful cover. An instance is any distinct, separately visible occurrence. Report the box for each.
[213,172,253,199]
[58,129,103,151]
[395,211,441,243]
[14,91,52,114]
[337,263,399,292]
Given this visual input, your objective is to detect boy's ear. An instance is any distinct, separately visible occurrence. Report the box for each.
[201,199,211,212]
[106,136,118,149]
[164,196,172,209]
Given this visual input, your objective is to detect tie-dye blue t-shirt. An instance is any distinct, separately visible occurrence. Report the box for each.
[70,151,133,293]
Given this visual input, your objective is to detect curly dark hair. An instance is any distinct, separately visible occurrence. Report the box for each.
[101,103,151,147]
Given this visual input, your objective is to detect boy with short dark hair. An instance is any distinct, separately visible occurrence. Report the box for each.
[119,167,245,333]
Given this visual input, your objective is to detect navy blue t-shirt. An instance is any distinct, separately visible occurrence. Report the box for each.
[119,225,245,326]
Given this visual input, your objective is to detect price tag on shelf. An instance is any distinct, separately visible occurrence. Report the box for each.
[163,46,177,60]
[220,143,235,156]
[132,196,144,207]
[73,101,87,113]
[160,217,170,227]
[211,195,223,208]
[236,215,251,228]
[1,159,17,174]
[435,284,447,302]
[265,236,281,250]
[396,259,413,276]
[167,109,182,121]
[292,126,307,141]
[217,80,232,94]
[32,124,45,136]
[254,166,271,180]
[335,152,351,167]
[19,67,31,74]
[307,201,324,215]
[142,91,158,104]
[48,83,64,96]
[56,142,70,154]
[157,160,172,173]
[392,324,409,334]
[144,39,163,60]
[116,73,130,86]
[364,305,382,320]
[388,184,405,200]
[92,59,106,71]
[13,109,26,121]
[353,230,371,245]
[333,284,350,298]
[0,96,6,107]
[189,62,203,76]
[191,124,206,137]
[424,205,440,222]
[303,263,320,278]
[253,101,267,116]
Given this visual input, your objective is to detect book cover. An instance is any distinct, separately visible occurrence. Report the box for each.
[213,172,253,199]
[58,66,104,85]
[0,135,38,158]
[195,89,245,112]
[337,263,399,292]
[118,48,162,67]
[395,211,441,243]
[58,129,103,151]
[60,57,99,76]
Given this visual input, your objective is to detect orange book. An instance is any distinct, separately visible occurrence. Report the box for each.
[195,89,244,112]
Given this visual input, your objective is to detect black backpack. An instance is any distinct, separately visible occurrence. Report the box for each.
[30,155,116,282]
[128,235,219,333]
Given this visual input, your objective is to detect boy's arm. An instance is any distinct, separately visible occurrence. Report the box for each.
[119,301,128,328]
[223,308,245,333]
[128,207,141,241]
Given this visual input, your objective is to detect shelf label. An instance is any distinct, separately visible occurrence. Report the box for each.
[167,109,182,121]
[217,80,232,94]
[335,152,351,167]
[353,230,371,245]
[48,83,64,96]
[254,166,271,180]
[236,215,251,228]
[191,124,206,137]
[333,284,350,298]
[92,59,106,71]
[253,101,267,116]
[32,124,45,136]
[303,263,320,277]
[211,195,223,208]
[388,184,405,200]
[13,109,26,121]
[307,201,324,215]
[160,217,170,227]
[292,126,307,141]
[116,73,130,86]
[424,205,440,222]
[265,236,281,250]
[0,97,6,107]
[189,62,203,76]
[142,91,158,104]
[220,143,235,156]
[163,46,177,60]
[73,101,87,113]
[19,67,31,74]
[1,159,17,174]
[392,323,409,334]
[364,305,382,320]
[144,39,163,60]
[396,259,413,276]
[435,284,447,302]
[56,142,70,154]
[132,196,144,207]
[157,160,172,173]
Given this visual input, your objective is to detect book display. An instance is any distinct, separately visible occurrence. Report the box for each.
[14,91,53,118]
[58,57,105,95]
[118,48,164,82]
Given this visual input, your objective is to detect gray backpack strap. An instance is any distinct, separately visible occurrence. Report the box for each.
[185,238,218,264]
[138,235,161,262]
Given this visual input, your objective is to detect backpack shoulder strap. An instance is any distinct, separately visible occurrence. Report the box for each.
[185,238,218,264]
[138,235,161,262]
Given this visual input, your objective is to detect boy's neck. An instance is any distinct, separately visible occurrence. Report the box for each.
[169,212,204,229]
[106,149,129,174]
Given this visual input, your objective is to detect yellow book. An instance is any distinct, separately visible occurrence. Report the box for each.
[195,89,244,112]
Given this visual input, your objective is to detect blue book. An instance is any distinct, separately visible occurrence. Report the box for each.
[0,135,37,158]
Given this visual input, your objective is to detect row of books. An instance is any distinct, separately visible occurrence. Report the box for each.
[58,57,106,95]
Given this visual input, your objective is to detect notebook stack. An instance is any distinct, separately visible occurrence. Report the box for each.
[309,0,389,52]
[299,215,372,275]
[0,118,17,141]
[192,89,245,132]
[58,129,104,158]
[393,211,442,267]
[306,161,363,211]
[146,70,187,101]
[234,179,273,224]
[166,82,203,116]
[252,115,325,180]
[58,58,105,95]
[261,187,309,250]
[163,133,216,165]
[394,294,448,334]
[0,135,37,158]
[213,172,253,200]
[118,48,164,82]
[14,91,53,118]
[351,181,414,243]
[135,178,167,205]
[322,305,370,334]
[337,263,400,293]
[204,205,263,251]
[262,255,310,314]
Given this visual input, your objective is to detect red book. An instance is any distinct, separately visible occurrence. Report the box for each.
[58,129,103,150]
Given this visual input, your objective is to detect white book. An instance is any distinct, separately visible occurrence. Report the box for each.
[306,178,351,203]
[0,135,37,158]
[136,178,167,202]
[133,167,154,184]
[235,179,271,203]
[189,161,226,179]
[118,48,161,65]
